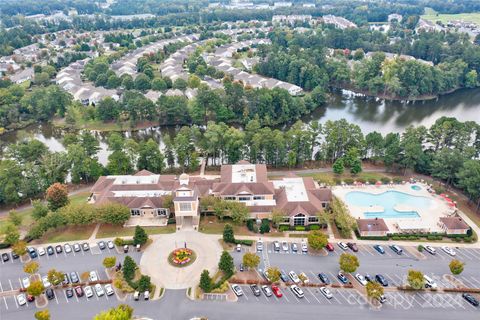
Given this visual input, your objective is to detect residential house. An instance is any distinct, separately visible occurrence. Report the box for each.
[356,218,390,237]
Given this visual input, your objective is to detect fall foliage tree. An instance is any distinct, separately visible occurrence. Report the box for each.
[45,183,69,211]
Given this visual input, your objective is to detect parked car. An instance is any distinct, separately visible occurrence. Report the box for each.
[378,294,387,304]
[355,273,367,286]
[441,246,456,256]
[98,241,106,250]
[94,284,105,297]
[1,253,10,262]
[250,284,261,296]
[104,284,114,296]
[70,272,79,283]
[281,241,289,251]
[62,273,70,285]
[462,293,479,307]
[74,286,84,297]
[239,263,244,272]
[261,285,272,297]
[231,284,243,297]
[82,243,90,251]
[17,294,27,306]
[291,243,298,252]
[236,244,241,252]
[256,240,263,252]
[84,286,94,298]
[423,275,437,289]
[290,285,304,298]
[42,276,51,288]
[22,277,30,288]
[318,273,330,284]
[347,242,358,252]
[263,270,271,282]
[28,247,37,259]
[390,245,403,255]
[301,241,308,253]
[143,291,150,300]
[375,274,388,287]
[64,244,72,253]
[320,287,333,299]
[273,241,280,252]
[364,274,373,282]
[37,247,46,256]
[373,245,385,254]
[289,271,300,284]
[107,241,115,249]
[338,242,348,250]
[337,272,348,284]
[89,271,98,282]
[424,245,436,255]
[123,245,129,253]
[11,251,19,259]
[326,243,334,252]
[46,246,54,255]
[55,245,63,254]
[73,243,81,252]
[26,294,34,302]
[46,288,55,300]
[299,272,310,284]
[133,291,140,301]
[271,284,282,297]
[280,270,289,282]
[66,288,74,298]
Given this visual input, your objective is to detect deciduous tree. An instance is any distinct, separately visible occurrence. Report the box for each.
[242,253,260,269]
[407,269,425,290]
[339,253,359,273]
[265,267,281,283]
[103,256,117,269]
[24,261,40,275]
[45,183,69,211]
[449,259,465,275]
[307,230,328,250]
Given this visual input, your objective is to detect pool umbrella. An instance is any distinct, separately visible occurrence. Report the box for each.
[375,181,382,186]
[448,202,456,207]
[445,198,453,203]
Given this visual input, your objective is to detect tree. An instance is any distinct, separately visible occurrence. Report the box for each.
[103,256,117,269]
[134,73,151,91]
[229,202,249,225]
[32,200,49,219]
[93,304,133,320]
[307,230,328,250]
[123,256,137,281]
[242,252,260,269]
[133,225,148,245]
[449,259,464,275]
[218,251,234,276]
[339,253,359,273]
[407,270,425,290]
[137,275,151,292]
[259,219,270,234]
[457,160,480,211]
[45,183,69,211]
[47,269,65,286]
[222,223,235,244]
[265,267,281,283]
[271,209,285,227]
[4,224,20,245]
[8,210,22,226]
[12,240,27,256]
[27,280,45,298]
[366,281,384,300]
[34,309,50,320]
[137,139,165,173]
[24,261,39,275]
[199,269,212,292]
[97,202,131,225]
[333,158,344,174]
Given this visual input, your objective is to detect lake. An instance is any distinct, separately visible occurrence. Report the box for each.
[2,87,480,165]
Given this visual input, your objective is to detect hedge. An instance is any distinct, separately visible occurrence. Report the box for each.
[235,239,253,246]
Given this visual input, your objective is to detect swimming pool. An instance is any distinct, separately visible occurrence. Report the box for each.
[411,185,422,191]
[345,190,433,219]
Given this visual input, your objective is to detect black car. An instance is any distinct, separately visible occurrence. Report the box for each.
[98,241,106,250]
[65,288,74,298]
[463,293,479,307]
[28,247,37,259]
[62,273,70,285]
[1,253,9,262]
[55,245,63,253]
[364,274,373,282]
[318,273,330,284]
[46,246,54,255]
[70,272,79,284]
[46,288,55,300]
[11,251,19,259]
[375,274,388,287]
[347,242,358,252]
[280,271,289,282]
[250,284,261,297]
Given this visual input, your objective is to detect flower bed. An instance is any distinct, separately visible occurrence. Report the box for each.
[168,248,196,267]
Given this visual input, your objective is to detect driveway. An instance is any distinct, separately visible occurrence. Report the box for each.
[139,231,222,290]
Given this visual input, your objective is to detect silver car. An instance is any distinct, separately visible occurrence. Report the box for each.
[94,284,105,297]
[320,287,333,299]
[84,286,94,298]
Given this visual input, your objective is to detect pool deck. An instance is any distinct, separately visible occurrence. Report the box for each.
[333,183,452,233]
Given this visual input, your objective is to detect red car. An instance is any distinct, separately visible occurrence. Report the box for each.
[271,285,283,298]
[26,294,35,302]
[326,243,334,252]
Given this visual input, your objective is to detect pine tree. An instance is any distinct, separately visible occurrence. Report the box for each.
[199,270,212,292]
[133,225,148,245]
[218,251,234,276]
[123,256,137,281]
[222,223,235,243]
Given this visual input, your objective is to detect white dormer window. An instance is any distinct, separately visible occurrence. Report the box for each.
[179,203,192,212]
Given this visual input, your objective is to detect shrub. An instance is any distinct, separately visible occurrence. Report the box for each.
[295,226,306,231]
[368,178,377,185]
[380,177,390,184]
[259,219,270,234]
[392,177,403,184]
[344,178,354,185]
[279,225,289,232]
[417,245,424,252]
[246,219,254,231]
[235,239,253,246]
[308,225,320,231]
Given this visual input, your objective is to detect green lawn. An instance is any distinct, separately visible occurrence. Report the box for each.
[38,225,96,243]
[422,7,480,25]
[96,224,176,239]
[297,171,396,186]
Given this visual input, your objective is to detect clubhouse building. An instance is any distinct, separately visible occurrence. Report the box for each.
[89,160,332,230]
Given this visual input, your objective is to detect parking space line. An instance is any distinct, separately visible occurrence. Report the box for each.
[13,294,18,308]
[363,246,375,256]
[327,272,339,284]
[63,290,69,303]
[459,276,475,288]
[415,293,433,307]
[55,292,59,304]
[468,276,480,287]
[75,294,79,302]
[306,288,322,304]
[8,279,13,291]
[393,274,404,286]
[458,249,476,260]
[468,249,480,259]
[3,297,8,310]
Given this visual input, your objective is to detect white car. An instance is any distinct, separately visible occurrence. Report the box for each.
[104,284,114,296]
[290,285,304,298]
[338,242,348,250]
[301,241,308,253]
[289,271,300,284]
[261,285,272,297]
[17,294,27,306]
[424,245,436,255]
[107,241,115,249]
[424,275,438,289]
[37,247,46,256]
[441,246,456,256]
[73,243,81,252]
[256,240,263,252]
[281,241,289,251]
[355,273,367,286]
[64,244,72,253]
[22,277,30,289]
[84,286,94,298]
[231,284,243,297]
[299,272,310,284]
[320,287,333,299]
[89,271,98,282]
[236,244,241,252]
[94,284,105,297]
[42,276,51,288]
